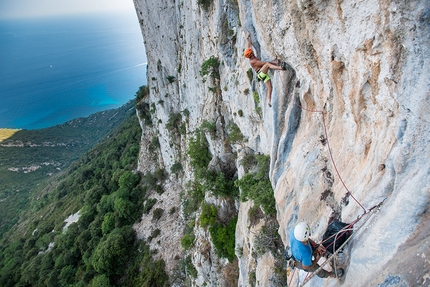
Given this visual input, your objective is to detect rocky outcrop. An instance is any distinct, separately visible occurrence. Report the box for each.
[133,0,430,286]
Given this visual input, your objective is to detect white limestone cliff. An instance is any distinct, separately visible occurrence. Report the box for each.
[133,0,430,286]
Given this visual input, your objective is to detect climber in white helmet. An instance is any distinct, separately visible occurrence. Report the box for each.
[290,222,344,278]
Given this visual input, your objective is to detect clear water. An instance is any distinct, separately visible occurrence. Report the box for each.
[0,13,147,129]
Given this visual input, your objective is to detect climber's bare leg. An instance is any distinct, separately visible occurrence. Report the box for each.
[265,80,273,106]
[261,62,282,74]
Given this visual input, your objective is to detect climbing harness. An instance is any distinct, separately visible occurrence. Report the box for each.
[298,199,386,287]
[277,74,388,286]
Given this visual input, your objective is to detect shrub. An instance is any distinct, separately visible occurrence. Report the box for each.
[143,198,157,214]
[169,207,177,215]
[182,108,190,117]
[135,85,149,103]
[167,76,176,83]
[248,205,264,227]
[188,130,211,170]
[227,123,244,144]
[166,112,182,133]
[181,182,205,220]
[199,203,217,228]
[208,86,218,93]
[142,168,167,188]
[180,233,195,251]
[152,208,164,222]
[209,216,237,262]
[179,122,187,135]
[200,120,217,139]
[149,136,160,152]
[181,256,197,278]
[253,220,283,257]
[136,102,152,126]
[253,92,260,103]
[241,153,258,172]
[148,228,161,242]
[170,162,183,175]
[235,154,275,215]
[200,56,220,79]
[150,103,156,114]
[246,68,253,83]
[209,171,238,198]
[153,168,167,182]
[198,0,212,12]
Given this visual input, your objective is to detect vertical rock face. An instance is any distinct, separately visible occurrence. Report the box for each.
[133,0,429,286]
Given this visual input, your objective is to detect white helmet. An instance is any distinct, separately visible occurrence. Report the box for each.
[294,222,310,242]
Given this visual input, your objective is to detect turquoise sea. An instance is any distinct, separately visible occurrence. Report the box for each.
[0,13,147,129]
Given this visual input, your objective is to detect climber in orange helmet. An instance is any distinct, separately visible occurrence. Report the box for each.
[244,31,286,107]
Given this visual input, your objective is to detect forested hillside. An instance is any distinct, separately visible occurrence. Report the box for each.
[0,101,135,237]
[0,100,168,286]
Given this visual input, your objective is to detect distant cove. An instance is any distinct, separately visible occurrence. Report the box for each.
[0,13,147,130]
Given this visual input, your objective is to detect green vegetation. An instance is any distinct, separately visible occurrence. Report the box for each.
[227,123,244,144]
[253,91,262,118]
[180,233,195,251]
[235,154,276,215]
[197,0,213,11]
[170,162,183,175]
[200,56,220,80]
[143,198,157,214]
[188,129,212,170]
[0,101,135,237]
[179,122,239,269]
[200,120,217,139]
[253,220,287,286]
[152,208,164,222]
[166,112,183,134]
[135,85,149,103]
[167,76,176,83]
[199,203,217,228]
[149,136,160,152]
[0,109,168,286]
[209,216,237,262]
[247,68,253,83]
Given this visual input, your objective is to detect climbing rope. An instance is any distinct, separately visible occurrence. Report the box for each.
[297,199,385,287]
[274,69,367,211]
[276,73,388,286]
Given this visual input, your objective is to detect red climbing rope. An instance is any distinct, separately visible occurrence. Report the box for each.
[288,90,367,213]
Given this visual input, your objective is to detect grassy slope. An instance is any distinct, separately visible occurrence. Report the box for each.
[0,101,135,236]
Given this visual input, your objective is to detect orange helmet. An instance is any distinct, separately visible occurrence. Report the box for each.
[244,48,253,58]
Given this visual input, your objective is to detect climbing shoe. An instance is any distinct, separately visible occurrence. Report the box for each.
[281,62,287,70]
[335,268,344,278]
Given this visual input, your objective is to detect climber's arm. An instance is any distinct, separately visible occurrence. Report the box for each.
[246,32,252,49]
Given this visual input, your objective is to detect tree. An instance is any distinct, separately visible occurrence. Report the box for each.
[114,197,135,221]
[90,274,112,287]
[118,171,140,190]
[101,212,116,235]
[91,227,135,276]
